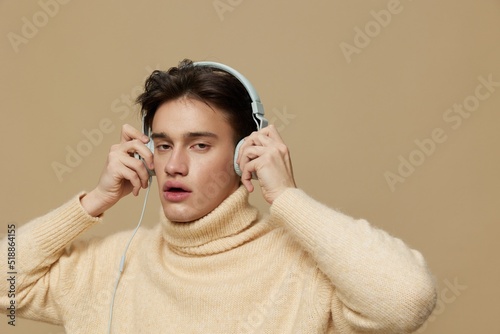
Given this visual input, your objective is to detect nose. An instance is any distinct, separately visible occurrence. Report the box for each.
[164,148,189,176]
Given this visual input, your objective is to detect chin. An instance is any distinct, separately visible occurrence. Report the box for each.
[161,204,208,223]
[163,210,198,224]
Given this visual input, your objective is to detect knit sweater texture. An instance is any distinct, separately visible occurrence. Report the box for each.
[0,187,436,333]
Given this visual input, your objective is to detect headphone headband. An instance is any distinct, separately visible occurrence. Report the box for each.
[193,61,268,130]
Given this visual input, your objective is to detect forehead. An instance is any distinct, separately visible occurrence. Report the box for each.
[151,98,234,136]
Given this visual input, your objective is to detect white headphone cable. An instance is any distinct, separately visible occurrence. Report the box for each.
[107,176,152,334]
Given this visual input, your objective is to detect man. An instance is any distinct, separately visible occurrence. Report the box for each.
[1,59,436,333]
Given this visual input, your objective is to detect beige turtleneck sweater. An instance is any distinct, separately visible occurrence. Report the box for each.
[0,186,436,333]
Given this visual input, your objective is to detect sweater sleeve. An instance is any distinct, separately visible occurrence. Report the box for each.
[0,193,102,324]
[270,188,437,334]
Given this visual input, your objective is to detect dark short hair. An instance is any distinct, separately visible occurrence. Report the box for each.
[136,59,257,144]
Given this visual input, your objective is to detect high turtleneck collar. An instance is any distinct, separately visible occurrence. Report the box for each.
[160,186,271,256]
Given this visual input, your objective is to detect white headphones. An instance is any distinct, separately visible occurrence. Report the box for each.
[140,61,268,177]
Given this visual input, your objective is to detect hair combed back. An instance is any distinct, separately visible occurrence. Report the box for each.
[136,59,257,143]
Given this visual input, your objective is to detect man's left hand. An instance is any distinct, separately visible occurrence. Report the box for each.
[236,124,297,204]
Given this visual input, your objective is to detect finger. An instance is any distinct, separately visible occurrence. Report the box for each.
[251,130,286,150]
[119,155,151,189]
[260,124,283,141]
[240,167,254,193]
[247,124,282,144]
[241,175,254,193]
[119,165,144,196]
[108,144,152,189]
[106,154,144,196]
[120,139,155,170]
[238,125,283,156]
[236,136,254,165]
[120,124,149,144]
[242,143,295,183]
[240,135,291,174]
[253,132,292,163]
[249,132,272,148]
[238,146,266,171]
[236,133,266,165]
[236,138,266,168]
[241,158,263,189]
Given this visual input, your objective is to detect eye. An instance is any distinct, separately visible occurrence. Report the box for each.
[193,143,210,151]
[156,143,171,151]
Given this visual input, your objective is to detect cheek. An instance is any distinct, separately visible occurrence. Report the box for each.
[199,147,232,168]
[153,153,166,167]
[194,153,238,185]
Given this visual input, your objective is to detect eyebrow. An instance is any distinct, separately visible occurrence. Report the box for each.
[151,131,219,140]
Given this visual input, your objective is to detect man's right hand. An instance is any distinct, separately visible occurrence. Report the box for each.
[80,124,154,217]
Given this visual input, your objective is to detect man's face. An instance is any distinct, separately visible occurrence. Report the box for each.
[151,97,241,223]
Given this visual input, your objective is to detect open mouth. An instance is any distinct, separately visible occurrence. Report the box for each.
[164,181,191,192]
[163,182,192,202]
[167,187,187,192]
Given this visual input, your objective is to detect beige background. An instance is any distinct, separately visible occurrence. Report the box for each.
[1,0,499,333]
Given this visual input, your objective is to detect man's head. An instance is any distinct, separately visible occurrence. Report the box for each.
[136,59,258,223]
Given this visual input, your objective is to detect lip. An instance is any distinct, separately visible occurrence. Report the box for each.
[163,181,192,203]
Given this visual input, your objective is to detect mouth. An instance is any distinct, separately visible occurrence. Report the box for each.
[166,187,188,192]
[163,181,192,192]
[163,181,192,202]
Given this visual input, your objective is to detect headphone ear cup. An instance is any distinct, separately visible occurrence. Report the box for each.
[233,139,244,176]
[146,140,154,154]
[146,139,155,176]
[134,132,156,177]
[234,139,258,180]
